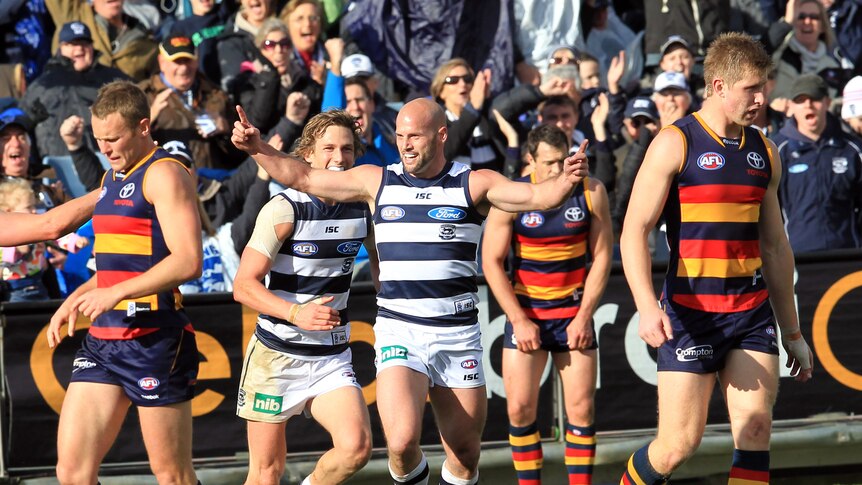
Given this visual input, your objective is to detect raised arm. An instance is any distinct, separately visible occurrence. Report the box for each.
[231,105,379,205]
[1,190,98,246]
[620,127,683,347]
[476,141,589,215]
[759,139,813,382]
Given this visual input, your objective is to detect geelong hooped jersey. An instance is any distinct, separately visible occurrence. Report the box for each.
[91,147,190,339]
[512,175,591,320]
[373,162,485,326]
[256,189,371,357]
[663,112,775,313]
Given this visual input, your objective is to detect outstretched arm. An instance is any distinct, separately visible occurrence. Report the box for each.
[1,190,98,246]
[475,141,589,215]
[231,105,379,205]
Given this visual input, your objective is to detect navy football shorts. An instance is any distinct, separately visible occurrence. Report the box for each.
[69,326,199,406]
[657,298,779,373]
[504,316,598,353]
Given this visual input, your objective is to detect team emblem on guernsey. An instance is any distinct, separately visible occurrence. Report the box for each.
[428,207,467,221]
[138,377,159,390]
[119,182,136,198]
[747,152,766,169]
[697,152,725,170]
[337,241,362,255]
[439,224,456,240]
[292,242,318,256]
[565,207,585,222]
[521,212,544,227]
[380,206,405,221]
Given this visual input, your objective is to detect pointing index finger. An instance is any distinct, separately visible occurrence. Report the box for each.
[576,139,589,155]
[236,105,249,126]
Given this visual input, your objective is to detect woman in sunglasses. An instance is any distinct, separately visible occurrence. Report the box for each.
[232,18,323,135]
[429,58,505,173]
[765,0,841,105]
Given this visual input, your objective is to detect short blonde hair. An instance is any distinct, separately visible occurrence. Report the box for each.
[0,178,35,212]
[294,109,365,160]
[430,58,474,100]
[702,32,772,98]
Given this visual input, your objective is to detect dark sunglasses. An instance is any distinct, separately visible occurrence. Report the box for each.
[443,74,474,85]
[797,13,820,21]
[262,38,291,50]
[549,56,578,66]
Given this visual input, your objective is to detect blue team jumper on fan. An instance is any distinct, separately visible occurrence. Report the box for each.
[658,113,779,373]
[70,148,198,406]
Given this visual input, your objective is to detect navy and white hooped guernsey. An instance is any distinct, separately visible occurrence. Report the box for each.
[256,189,371,357]
[373,162,486,327]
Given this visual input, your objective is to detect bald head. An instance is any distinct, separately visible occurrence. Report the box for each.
[395,98,448,178]
[398,98,446,131]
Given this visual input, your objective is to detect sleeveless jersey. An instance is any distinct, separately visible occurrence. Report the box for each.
[512,175,592,320]
[256,189,371,357]
[91,147,190,339]
[663,112,775,313]
[373,162,485,326]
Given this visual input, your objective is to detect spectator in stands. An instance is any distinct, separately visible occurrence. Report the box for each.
[841,76,862,137]
[656,35,704,101]
[209,0,277,92]
[343,78,399,166]
[139,33,238,170]
[280,0,327,87]
[0,178,87,302]
[0,64,26,99]
[653,71,693,129]
[773,74,862,253]
[46,0,158,80]
[766,0,841,104]
[20,22,129,159]
[340,53,399,140]
[751,68,786,137]
[0,108,67,209]
[232,18,322,135]
[171,0,230,48]
[613,96,659,234]
[585,0,636,75]
[430,58,504,172]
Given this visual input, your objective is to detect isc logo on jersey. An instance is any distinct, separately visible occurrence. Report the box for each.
[428,207,466,221]
[337,241,362,255]
[293,242,318,256]
[521,212,544,227]
[697,152,725,170]
[380,206,405,221]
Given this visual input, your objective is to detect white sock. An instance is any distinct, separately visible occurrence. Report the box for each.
[390,452,429,484]
[440,460,478,485]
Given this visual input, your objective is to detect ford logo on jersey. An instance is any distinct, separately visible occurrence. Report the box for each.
[337,241,362,255]
[697,152,725,170]
[521,212,544,227]
[428,207,467,221]
[380,206,405,221]
[293,242,318,256]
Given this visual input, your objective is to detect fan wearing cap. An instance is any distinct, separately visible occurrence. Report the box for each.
[612,96,660,233]
[771,74,862,253]
[20,21,130,159]
[841,75,862,137]
[138,33,237,170]
[652,71,693,128]
[45,0,157,81]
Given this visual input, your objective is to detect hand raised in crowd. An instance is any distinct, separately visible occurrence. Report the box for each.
[232,105,263,155]
[564,139,589,184]
[539,76,574,98]
[288,296,342,331]
[59,115,85,151]
[150,88,173,122]
[591,92,610,142]
[658,95,686,127]
[784,0,797,23]
[324,38,345,76]
[492,109,518,148]
[469,68,492,111]
[607,50,626,94]
[285,91,311,125]
[309,60,326,85]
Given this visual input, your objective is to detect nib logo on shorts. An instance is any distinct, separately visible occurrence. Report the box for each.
[379,345,408,362]
[676,345,714,362]
[253,393,283,414]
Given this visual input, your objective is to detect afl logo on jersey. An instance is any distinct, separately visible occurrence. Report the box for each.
[98,187,107,201]
[119,182,136,198]
[461,359,479,369]
[521,212,544,227]
[380,206,405,221]
[697,152,725,170]
[428,207,467,221]
[747,152,766,169]
[565,207,585,222]
[337,241,362,255]
[293,242,318,256]
[138,377,159,390]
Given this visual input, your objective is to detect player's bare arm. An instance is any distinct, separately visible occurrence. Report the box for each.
[476,141,589,216]
[71,161,202,322]
[233,197,340,331]
[481,206,542,352]
[758,139,814,382]
[620,127,683,348]
[231,105,380,206]
[568,178,613,350]
[1,190,98,246]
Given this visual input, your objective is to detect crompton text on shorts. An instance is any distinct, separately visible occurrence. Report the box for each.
[657,298,779,373]
[236,334,360,423]
[373,318,485,388]
[70,326,198,407]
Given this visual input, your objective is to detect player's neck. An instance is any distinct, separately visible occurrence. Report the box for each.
[697,101,743,139]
